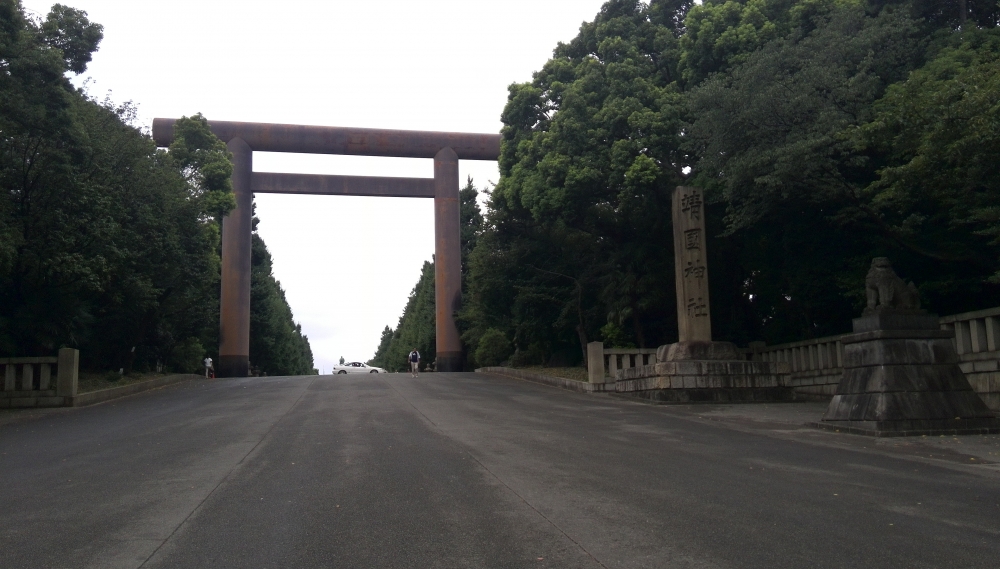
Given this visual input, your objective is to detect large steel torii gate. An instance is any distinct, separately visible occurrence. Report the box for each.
[152,119,501,377]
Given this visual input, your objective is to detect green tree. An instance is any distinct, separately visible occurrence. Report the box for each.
[386,0,1000,362]
[855,29,1000,286]
[474,328,512,367]
[465,0,689,364]
[678,0,852,86]
[0,1,314,376]
[369,260,436,371]
[684,6,932,339]
[0,2,237,370]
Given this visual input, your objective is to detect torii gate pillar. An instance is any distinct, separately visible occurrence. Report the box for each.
[218,138,253,378]
[433,147,463,372]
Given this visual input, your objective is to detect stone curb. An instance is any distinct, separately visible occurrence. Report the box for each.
[71,374,203,407]
[476,367,613,393]
[808,421,1000,437]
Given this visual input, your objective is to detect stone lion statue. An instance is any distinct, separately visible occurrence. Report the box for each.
[865,257,920,312]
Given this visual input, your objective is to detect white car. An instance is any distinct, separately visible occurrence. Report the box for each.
[332,362,386,374]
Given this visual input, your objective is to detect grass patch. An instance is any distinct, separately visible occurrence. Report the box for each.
[76,371,186,394]
[516,366,588,382]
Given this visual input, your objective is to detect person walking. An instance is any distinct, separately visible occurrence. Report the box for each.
[408,349,420,377]
[203,356,214,379]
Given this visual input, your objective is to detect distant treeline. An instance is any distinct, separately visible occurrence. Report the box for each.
[0,2,314,375]
[375,0,1000,369]
[369,179,483,371]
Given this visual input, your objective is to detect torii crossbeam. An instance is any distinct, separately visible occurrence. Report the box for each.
[153,119,501,377]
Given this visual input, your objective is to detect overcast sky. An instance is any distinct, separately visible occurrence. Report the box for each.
[21,0,608,373]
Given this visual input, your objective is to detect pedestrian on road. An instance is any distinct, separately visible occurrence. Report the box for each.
[408,349,420,377]
[204,356,214,379]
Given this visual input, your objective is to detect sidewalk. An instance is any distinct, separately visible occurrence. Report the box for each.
[477,368,1000,473]
[637,399,1000,472]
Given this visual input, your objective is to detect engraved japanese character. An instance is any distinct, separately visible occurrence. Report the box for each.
[684,260,706,286]
[686,297,708,318]
[684,229,701,251]
[681,192,702,221]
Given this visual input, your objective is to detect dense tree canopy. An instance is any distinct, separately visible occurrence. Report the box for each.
[379,0,1000,367]
[0,1,312,375]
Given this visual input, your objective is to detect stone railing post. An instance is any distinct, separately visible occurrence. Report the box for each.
[56,348,78,399]
[587,342,605,384]
[4,362,15,391]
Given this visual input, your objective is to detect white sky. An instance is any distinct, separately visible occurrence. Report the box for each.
[21,0,608,373]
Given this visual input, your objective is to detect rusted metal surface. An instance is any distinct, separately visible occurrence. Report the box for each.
[217,137,253,378]
[152,119,500,161]
[433,147,463,372]
[251,173,434,198]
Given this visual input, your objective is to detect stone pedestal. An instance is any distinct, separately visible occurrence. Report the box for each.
[817,309,1000,436]
[614,341,794,403]
[615,185,794,403]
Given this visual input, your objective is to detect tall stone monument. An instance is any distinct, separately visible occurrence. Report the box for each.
[615,187,793,402]
[818,258,1000,435]
[673,186,711,343]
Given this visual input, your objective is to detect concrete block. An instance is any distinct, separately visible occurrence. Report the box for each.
[967,375,987,393]
[683,376,697,389]
[973,360,999,372]
[990,374,1000,393]
[587,341,604,383]
[852,311,941,332]
[39,363,51,390]
[703,362,728,375]
[843,338,958,368]
[864,364,970,393]
[655,362,677,375]
[823,394,847,420]
[21,364,34,391]
[676,361,701,375]
[980,393,1000,412]
[56,348,78,398]
[670,376,684,389]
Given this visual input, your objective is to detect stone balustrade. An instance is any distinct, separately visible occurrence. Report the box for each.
[751,306,1000,410]
[755,336,847,400]
[0,348,79,408]
[940,306,1000,410]
[586,343,657,383]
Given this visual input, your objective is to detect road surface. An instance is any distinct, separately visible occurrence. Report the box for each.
[2,372,999,568]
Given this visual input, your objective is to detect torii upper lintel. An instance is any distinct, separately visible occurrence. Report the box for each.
[152,118,501,160]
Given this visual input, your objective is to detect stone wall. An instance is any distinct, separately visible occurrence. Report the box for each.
[0,349,78,408]
[755,306,1000,411]
[941,307,1000,411]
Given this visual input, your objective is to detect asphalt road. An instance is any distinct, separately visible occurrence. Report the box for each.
[2,372,999,569]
